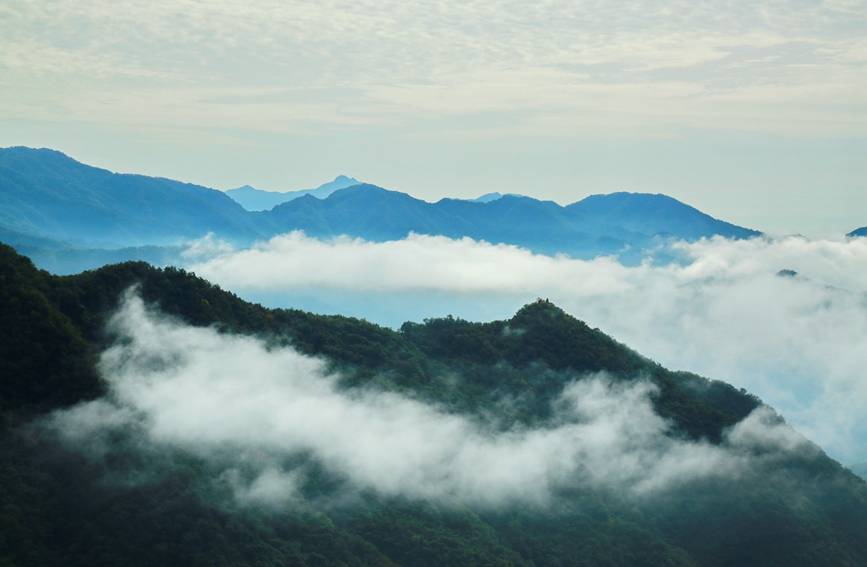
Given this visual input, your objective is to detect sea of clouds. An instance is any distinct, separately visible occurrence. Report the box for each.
[183,232,867,464]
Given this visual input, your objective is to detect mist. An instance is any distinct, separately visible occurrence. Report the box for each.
[185,232,867,464]
[46,292,811,510]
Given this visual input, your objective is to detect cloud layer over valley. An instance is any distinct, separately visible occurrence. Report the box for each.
[187,232,867,463]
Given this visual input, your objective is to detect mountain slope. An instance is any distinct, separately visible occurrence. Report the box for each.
[0,147,264,246]
[1,244,865,566]
[226,175,360,211]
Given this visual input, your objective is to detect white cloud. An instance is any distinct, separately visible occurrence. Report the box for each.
[188,232,867,463]
[2,1,866,137]
[46,292,811,509]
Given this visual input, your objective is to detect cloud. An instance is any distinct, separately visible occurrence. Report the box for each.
[2,1,866,138]
[45,292,810,509]
[187,232,867,463]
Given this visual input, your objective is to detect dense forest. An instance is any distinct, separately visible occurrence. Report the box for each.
[1,242,866,566]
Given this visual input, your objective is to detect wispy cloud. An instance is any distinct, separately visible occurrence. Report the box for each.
[46,292,812,508]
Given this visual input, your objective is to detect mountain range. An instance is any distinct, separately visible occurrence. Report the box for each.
[0,147,762,273]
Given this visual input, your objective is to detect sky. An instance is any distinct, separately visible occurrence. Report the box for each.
[1,0,866,235]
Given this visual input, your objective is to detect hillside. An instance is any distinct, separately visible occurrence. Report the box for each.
[1,243,865,566]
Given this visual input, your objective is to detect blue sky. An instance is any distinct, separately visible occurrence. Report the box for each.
[1,0,865,235]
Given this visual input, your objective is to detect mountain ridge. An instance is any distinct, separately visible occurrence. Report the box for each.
[0,146,761,270]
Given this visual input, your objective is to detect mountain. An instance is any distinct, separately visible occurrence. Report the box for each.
[474,191,504,202]
[472,191,528,203]
[226,175,360,211]
[566,192,757,240]
[848,227,867,238]
[0,147,760,270]
[0,147,263,246]
[1,243,866,566]
[267,185,760,257]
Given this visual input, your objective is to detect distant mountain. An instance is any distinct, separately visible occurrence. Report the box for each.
[471,191,528,202]
[473,191,504,202]
[0,147,262,246]
[1,243,866,566]
[0,224,182,274]
[566,191,757,241]
[226,175,360,211]
[267,185,760,258]
[0,147,761,270]
[848,227,867,238]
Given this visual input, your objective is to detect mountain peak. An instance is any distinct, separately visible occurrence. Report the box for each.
[512,298,569,320]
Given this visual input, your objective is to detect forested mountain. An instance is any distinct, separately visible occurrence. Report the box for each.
[0,147,759,269]
[226,175,361,211]
[1,243,865,566]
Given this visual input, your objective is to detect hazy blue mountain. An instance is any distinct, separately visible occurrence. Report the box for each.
[472,191,527,202]
[848,227,867,238]
[565,191,758,240]
[473,191,504,202]
[0,224,182,274]
[0,147,263,246]
[0,147,760,269]
[266,185,760,258]
[226,175,360,211]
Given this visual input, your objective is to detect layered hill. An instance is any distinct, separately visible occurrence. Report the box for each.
[0,147,760,268]
[226,175,360,211]
[1,243,865,566]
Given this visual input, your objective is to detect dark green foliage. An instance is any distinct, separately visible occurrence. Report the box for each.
[1,243,866,566]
